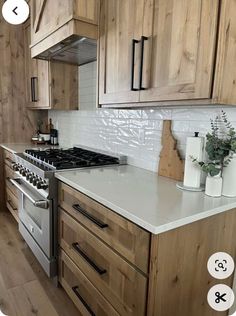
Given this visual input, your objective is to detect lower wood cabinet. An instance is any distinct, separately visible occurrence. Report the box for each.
[3,149,19,222]
[59,250,119,316]
[58,181,236,316]
[59,208,147,316]
[59,182,150,274]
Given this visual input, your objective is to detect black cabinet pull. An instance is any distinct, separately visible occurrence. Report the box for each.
[131,39,140,91]
[72,204,108,229]
[31,77,38,102]
[139,36,148,90]
[72,242,107,275]
[72,286,95,316]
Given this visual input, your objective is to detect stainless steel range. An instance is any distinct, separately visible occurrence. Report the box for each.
[10,146,126,279]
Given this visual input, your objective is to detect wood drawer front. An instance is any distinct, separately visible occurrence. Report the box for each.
[59,209,148,316]
[6,188,19,222]
[3,150,15,168]
[59,250,119,316]
[4,164,15,181]
[5,177,18,198]
[59,182,150,274]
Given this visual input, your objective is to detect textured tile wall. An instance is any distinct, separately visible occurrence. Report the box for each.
[49,107,236,172]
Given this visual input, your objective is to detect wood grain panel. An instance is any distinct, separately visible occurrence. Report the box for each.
[59,249,119,316]
[147,208,236,316]
[213,0,236,105]
[140,0,219,102]
[59,182,150,274]
[99,0,144,104]
[59,208,148,316]
[0,10,47,210]
[50,61,78,110]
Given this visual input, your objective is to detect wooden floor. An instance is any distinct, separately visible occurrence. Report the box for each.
[0,211,81,316]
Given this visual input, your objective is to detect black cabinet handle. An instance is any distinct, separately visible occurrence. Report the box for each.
[72,204,108,229]
[72,242,107,275]
[139,36,148,90]
[72,286,95,316]
[31,77,38,102]
[131,39,140,91]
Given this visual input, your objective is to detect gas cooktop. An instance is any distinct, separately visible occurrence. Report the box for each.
[24,147,125,170]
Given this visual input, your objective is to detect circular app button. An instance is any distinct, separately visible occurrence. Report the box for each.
[208,284,235,312]
[207,252,235,279]
[2,0,29,25]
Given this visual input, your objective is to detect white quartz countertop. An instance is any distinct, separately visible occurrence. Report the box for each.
[1,143,58,154]
[55,165,236,234]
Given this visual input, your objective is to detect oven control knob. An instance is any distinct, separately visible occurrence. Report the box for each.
[32,177,38,186]
[29,174,34,183]
[26,172,32,180]
[36,180,43,189]
[22,169,27,176]
[12,163,19,171]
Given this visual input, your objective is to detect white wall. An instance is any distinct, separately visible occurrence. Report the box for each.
[49,107,236,172]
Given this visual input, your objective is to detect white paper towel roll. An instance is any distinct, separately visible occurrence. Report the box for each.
[183,133,204,188]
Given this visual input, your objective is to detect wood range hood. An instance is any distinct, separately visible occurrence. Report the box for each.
[30,0,99,66]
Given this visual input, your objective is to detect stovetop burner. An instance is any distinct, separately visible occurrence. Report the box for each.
[24,147,121,170]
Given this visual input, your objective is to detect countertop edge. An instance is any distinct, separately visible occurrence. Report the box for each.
[55,173,236,235]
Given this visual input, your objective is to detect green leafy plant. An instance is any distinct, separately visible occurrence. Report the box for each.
[192,111,236,177]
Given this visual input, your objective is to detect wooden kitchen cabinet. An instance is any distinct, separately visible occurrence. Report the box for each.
[24,21,78,110]
[3,149,19,222]
[99,0,219,105]
[30,0,99,58]
[99,0,144,104]
[139,0,219,102]
[24,22,50,109]
[58,181,149,316]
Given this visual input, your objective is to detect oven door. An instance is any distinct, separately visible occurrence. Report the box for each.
[10,178,52,258]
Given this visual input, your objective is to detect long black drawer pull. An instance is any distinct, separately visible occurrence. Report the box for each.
[72,204,108,229]
[131,38,140,91]
[139,36,148,90]
[72,286,95,316]
[31,77,38,102]
[72,242,107,275]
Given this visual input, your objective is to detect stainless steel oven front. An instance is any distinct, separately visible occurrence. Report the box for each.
[10,178,57,278]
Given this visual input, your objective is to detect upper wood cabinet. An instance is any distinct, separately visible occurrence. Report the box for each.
[24,21,50,109]
[24,21,79,110]
[99,0,144,104]
[30,0,99,58]
[99,0,219,105]
[213,0,236,105]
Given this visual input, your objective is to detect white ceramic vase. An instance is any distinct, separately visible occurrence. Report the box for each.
[205,174,222,197]
[222,153,236,197]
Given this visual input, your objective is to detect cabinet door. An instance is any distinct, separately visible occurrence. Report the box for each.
[49,61,78,110]
[99,0,144,104]
[31,0,73,45]
[24,22,50,109]
[140,0,219,102]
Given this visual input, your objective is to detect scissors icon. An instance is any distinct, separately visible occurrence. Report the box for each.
[215,292,227,304]
[215,259,227,272]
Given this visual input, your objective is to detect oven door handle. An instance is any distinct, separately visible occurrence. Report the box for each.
[10,178,48,209]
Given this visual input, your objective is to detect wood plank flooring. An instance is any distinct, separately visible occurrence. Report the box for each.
[0,212,81,316]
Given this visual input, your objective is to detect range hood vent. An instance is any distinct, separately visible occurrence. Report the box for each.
[36,35,97,66]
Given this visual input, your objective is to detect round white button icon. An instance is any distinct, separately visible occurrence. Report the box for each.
[208,284,235,312]
[2,0,29,25]
[207,252,235,279]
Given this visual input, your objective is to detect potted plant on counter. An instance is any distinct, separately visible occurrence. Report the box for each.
[192,111,236,197]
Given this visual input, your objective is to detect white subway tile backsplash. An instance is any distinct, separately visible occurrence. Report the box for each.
[49,60,236,172]
[49,107,236,172]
